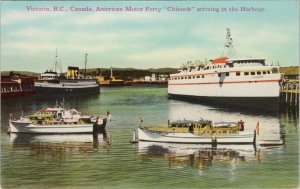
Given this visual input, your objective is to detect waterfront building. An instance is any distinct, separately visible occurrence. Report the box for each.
[1,75,36,98]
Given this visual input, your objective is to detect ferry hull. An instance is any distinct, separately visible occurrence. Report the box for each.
[9,121,94,134]
[168,67,282,111]
[136,128,255,144]
[168,94,279,111]
[35,85,100,95]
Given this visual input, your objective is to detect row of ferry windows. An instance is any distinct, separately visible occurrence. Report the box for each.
[219,70,271,77]
[206,65,227,70]
[171,71,272,80]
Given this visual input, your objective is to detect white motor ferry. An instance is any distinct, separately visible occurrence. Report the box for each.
[168,29,283,110]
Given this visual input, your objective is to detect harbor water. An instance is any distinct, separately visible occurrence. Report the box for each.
[1,86,299,188]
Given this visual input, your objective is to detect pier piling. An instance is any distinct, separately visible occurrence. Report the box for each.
[280,80,299,108]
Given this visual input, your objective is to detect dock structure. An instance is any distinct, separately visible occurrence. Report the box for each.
[280,66,299,107]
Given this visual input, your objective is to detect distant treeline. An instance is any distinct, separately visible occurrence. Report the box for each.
[97,69,152,80]
[2,67,179,80]
[1,71,40,78]
[80,67,179,80]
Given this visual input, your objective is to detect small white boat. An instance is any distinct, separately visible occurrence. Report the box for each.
[9,104,107,134]
[132,119,257,144]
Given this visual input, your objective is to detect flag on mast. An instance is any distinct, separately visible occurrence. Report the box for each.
[256,121,260,135]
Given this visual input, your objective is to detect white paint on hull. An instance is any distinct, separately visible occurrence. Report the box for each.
[168,73,281,97]
[136,128,255,144]
[9,121,94,134]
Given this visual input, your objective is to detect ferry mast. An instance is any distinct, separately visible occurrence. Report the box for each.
[222,28,239,58]
[53,48,63,73]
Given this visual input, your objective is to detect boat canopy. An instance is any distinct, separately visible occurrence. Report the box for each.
[212,57,228,64]
[41,108,57,112]
[170,120,195,124]
[28,113,54,119]
[170,119,212,125]
[213,122,237,128]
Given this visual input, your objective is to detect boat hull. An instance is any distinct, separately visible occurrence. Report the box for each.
[9,121,95,134]
[136,128,255,144]
[35,85,100,95]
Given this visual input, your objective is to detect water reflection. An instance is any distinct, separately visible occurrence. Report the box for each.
[167,100,283,142]
[132,99,289,171]
[1,87,298,188]
[9,133,111,162]
[280,106,299,126]
[10,133,103,144]
[168,97,281,115]
[136,141,262,171]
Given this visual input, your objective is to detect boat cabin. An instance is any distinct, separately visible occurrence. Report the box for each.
[27,112,54,124]
[143,119,241,136]
[228,58,266,67]
[39,71,59,80]
[168,119,211,128]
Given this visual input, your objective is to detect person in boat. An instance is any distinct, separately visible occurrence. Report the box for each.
[9,113,14,120]
[93,116,100,142]
[107,111,112,121]
[93,116,108,141]
[238,120,245,131]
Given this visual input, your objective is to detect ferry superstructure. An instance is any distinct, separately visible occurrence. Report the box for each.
[168,29,283,110]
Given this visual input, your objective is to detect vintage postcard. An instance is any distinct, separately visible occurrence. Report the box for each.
[1,1,299,188]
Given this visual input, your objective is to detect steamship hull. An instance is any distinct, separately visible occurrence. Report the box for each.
[35,85,100,95]
[35,80,100,95]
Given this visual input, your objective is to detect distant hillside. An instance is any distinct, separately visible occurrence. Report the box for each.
[1,71,40,77]
[3,67,297,79]
[82,67,178,73]
[146,67,179,73]
[1,67,179,80]
[279,66,299,75]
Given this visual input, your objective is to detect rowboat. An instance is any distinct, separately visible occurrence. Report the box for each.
[132,119,257,144]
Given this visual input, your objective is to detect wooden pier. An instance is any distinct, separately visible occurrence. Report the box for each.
[280,81,299,106]
[279,66,299,107]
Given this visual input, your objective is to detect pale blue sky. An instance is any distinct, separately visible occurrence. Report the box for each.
[1,1,299,72]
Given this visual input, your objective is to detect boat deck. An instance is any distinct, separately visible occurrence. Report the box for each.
[141,125,240,136]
